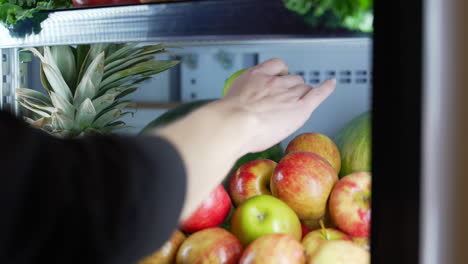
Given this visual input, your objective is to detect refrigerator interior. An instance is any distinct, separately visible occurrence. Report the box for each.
[0,0,378,261]
[19,38,372,148]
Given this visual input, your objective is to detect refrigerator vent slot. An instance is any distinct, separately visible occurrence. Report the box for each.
[295,71,305,77]
[310,71,321,77]
[339,70,352,76]
[301,69,369,85]
[355,78,368,84]
[339,78,352,84]
[355,70,367,76]
[310,78,320,84]
[326,70,336,77]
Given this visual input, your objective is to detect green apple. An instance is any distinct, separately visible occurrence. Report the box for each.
[222,68,249,96]
[230,195,301,246]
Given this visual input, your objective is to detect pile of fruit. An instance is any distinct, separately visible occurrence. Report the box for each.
[139,111,372,264]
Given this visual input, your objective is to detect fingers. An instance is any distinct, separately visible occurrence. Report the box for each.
[301,79,336,109]
[256,58,289,76]
[284,83,312,98]
[277,74,305,88]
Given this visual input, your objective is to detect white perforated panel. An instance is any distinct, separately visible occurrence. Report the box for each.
[177,38,372,143]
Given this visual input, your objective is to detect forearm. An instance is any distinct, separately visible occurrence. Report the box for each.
[155,99,255,220]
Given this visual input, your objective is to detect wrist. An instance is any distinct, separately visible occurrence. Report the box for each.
[206,99,258,156]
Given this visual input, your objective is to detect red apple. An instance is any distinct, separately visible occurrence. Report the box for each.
[271,151,338,220]
[180,184,231,233]
[308,240,370,264]
[301,222,311,239]
[229,159,277,206]
[329,171,371,237]
[239,234,305,264]
[138,230,185,264]
[285,132,341,174]
[176,228,242,264]
[301,207,335,231]
[302,226,351,261]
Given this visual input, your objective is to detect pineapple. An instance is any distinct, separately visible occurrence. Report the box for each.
[17,43,179,137]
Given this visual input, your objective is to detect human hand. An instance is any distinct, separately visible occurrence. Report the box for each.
[221,58,336,153]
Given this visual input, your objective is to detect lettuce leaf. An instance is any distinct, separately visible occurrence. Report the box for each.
[283,0,373,32]
[0,0,72,36]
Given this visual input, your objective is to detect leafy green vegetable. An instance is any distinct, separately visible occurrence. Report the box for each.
[283,0,373,32]
[0,0,72,37]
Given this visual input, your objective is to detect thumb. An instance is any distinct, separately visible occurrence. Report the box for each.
[301,78,336,110]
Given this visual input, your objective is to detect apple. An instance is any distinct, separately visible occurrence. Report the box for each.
[301,207,335,231]
[229,159,277,206]
[138,230,185,264]
[308,240,370,264]
[302,226,351,261]
[222,68,250,96]
[230,195,301,246]
[176,227,242,264]
[180,184,232,233]
[239,234,305,264]
[351,236,370,251]
[329,171,371,237]
[301,222,311,239]
[270,151,338,220]
[285,132,341,174]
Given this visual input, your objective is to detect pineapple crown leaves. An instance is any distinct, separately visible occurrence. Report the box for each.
[18,43,180,137]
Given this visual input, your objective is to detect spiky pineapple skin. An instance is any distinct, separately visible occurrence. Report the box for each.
[18,43,179,137]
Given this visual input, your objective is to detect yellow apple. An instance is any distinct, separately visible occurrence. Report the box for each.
[308,240,370,264]
[285,132,341,174]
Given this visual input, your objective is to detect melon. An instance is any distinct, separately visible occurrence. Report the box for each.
[335,111,371,178]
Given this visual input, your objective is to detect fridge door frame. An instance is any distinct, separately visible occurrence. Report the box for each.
[372,0,423,263]
[421,0,468,264]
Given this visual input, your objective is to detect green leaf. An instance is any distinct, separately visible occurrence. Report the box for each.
[92,109,121,128]
[100,75,141,91]
[115,87,138,100]
[18,100,51,118]
[16,88,52,105]
[39,62,52,92]
[100,60,179,88]
[135,44,179,56]
[74,51,105,107]
[112,100,135,111]
[41,61,73,101]
[54,111,76,132]
[96,77,151,98]
[26,47,73,102]
[104,43,140,65]
[94,100,134,122]
[19,96,55,113]
[103,55,155,79]
[92,93,116,114]
[77,44,107,83]
[50,91,75,118]
[100,122,130,133]
[75,45,90,86]
[51,45,77,92]
[76,98,97,129]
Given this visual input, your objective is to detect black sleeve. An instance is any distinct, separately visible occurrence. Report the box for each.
[0,111,186,264]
